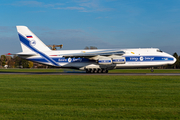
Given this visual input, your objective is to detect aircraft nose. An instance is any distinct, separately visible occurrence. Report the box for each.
[173,56,177,64]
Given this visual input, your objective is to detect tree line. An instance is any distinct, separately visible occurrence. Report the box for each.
[172,53,180,69]
[0,55,45,68]
[0,53,179,68]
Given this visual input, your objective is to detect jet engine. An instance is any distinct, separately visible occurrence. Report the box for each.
[98,57,112,65]
[112,56,126,64]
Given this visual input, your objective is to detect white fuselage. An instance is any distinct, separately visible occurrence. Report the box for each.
[24,48,176,70]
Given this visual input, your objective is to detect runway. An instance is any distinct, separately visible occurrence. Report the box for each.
[0,72,180,76]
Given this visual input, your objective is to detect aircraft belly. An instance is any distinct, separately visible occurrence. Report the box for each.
[115,61,172,68]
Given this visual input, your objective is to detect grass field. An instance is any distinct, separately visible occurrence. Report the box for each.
[0,68,180,73]
[0,75,179,119]
[110,69,180,73]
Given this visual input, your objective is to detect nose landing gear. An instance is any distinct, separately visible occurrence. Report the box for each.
[151,67,154,72]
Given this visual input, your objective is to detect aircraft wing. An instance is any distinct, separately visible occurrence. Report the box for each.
[62,50,125,59]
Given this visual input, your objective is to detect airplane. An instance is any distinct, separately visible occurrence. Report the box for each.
[11,26,176,73]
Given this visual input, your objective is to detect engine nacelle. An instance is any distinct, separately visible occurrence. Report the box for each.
[98,57,112,65]
[112,56,126,64]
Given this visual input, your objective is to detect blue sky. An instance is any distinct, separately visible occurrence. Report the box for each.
[0,0,180,55]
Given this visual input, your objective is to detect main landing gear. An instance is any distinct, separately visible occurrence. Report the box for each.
[85,69,108,73]
[151,67,154,72]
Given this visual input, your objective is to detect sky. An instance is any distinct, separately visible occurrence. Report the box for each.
[0,0,180,55]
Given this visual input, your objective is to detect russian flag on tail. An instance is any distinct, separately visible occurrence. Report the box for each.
[26,35,33,38]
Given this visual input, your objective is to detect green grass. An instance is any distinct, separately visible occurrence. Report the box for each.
[0,68,180,73]
[109,69,180,73]
[0,68,64,73]
[0,75,180,119]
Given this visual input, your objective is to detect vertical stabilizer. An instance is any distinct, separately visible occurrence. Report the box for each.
[16,26,51,52]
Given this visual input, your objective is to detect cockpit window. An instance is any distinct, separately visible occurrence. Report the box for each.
[157,49,163,52]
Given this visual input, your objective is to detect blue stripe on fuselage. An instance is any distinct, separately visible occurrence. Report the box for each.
[27,57,90,63]
[125,56,174,62]
[18,33,59,66]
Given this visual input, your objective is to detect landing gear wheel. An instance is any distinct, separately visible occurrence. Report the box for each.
[86,69,108,73]
[97,69,100,73]
[100,69,107,73]
[93,69,97,73]
[86,69,89,73]
[86,69,93,73]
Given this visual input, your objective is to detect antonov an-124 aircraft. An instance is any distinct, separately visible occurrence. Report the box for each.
[12,26,176,73]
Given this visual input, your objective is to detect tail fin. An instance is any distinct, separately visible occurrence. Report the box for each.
[16,26,51,53]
